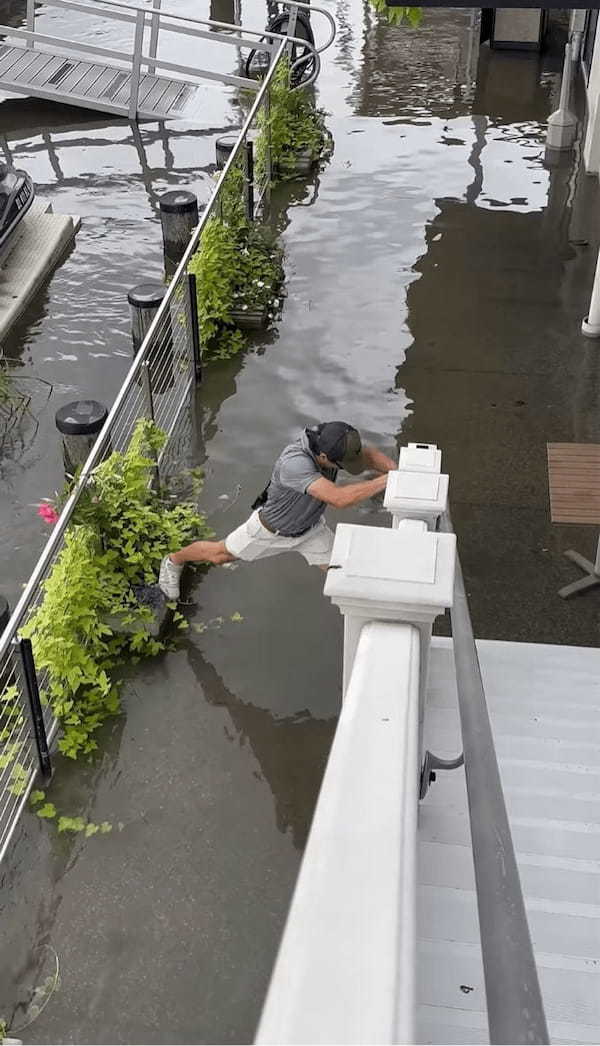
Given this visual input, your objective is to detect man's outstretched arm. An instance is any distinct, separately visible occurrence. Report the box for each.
[361,445,397,473]
[307,473,388,510]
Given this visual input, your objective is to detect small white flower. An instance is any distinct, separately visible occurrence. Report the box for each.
[241,304,248,311]
[257,280,264,288]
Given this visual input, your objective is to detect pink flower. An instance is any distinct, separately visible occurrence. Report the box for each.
[37,504,59,525]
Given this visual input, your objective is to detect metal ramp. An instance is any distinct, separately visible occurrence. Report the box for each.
[0,44,196,120]
[0,0,335,121]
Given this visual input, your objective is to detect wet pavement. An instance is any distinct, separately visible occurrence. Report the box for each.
[1,2,600,1043]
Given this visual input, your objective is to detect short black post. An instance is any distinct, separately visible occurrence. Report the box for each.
[158,190,199,279]
[18,637,52,780]
[55,400,109,479]
[187,272,202,384]
[243,139,255,222]
[215,130,258,171]
[127,282,174,394]
[215,132,239,169]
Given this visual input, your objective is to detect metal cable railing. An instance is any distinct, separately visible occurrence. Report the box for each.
[439,510,549,1046]
[0,37,291,864]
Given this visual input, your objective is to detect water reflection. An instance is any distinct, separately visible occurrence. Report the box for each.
[186,641,335,849]
[353,6,480,119]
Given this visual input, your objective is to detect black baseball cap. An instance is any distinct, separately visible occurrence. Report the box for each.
[312,421,364,474]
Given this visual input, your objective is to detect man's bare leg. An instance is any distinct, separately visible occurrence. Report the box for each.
[159,539,235,598]
[170,539,235,567]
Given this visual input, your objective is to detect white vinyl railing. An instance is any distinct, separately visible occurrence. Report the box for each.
[256,620,421,1046]
[257,444,548,1046]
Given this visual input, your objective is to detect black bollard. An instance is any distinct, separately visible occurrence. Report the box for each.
[215,132,241,169]
[215,133,256,221]
[55,400,109,479]
[127,282,174,395]
[158,190,199,279]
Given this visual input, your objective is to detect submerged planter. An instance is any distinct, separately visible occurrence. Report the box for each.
[276,149,318,177]
[293,149,318,174]
[230,306,269,330]
[102,584,171,639]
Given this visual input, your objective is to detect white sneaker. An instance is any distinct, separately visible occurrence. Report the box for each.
[159,555,184,600]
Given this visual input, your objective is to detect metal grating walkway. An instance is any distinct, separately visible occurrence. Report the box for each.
[0,44,197,119]
[419,637,600,1046]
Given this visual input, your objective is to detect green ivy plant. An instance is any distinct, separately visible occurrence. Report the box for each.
[367,0,423,27]
[0,356,30,453]
[20,419,212,761]
[188,164,283,361]
[186,59,329,362]
[256,57,328,182]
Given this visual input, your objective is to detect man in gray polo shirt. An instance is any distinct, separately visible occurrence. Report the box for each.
[159,421,396,600]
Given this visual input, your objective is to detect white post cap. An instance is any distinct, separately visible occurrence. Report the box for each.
[399,443,442,473]
[325,520,456,625]
[384,470,449,529]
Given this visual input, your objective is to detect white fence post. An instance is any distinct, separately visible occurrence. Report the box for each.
[384,442,447,531]
[324,516,456,760]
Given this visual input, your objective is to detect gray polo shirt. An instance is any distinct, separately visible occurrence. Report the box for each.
[260,430,337,536]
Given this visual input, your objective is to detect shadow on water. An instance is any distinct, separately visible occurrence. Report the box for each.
[185,640,335,850]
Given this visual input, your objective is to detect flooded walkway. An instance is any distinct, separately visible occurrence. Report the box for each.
[1,3,600,1043]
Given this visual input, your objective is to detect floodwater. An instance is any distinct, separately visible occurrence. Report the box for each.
[1,2,600,1043]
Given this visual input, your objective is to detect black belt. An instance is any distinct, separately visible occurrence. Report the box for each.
[259,511,311,538]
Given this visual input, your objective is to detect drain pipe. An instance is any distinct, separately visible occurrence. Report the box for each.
[546,41,577,151]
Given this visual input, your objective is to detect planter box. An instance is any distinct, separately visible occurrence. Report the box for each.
[102,584,171,639]
[294,149,318,174]
[231,306,268,330]
[275,150,319,179]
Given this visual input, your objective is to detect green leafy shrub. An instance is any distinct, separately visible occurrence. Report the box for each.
[188,164,283,361]
[20,420,212,760]
[368,1,423,27]
[256,57,327,181]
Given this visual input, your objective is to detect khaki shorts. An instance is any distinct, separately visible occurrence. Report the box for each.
[225,509,334,566]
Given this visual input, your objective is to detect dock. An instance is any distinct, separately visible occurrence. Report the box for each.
[0,198,80,342]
